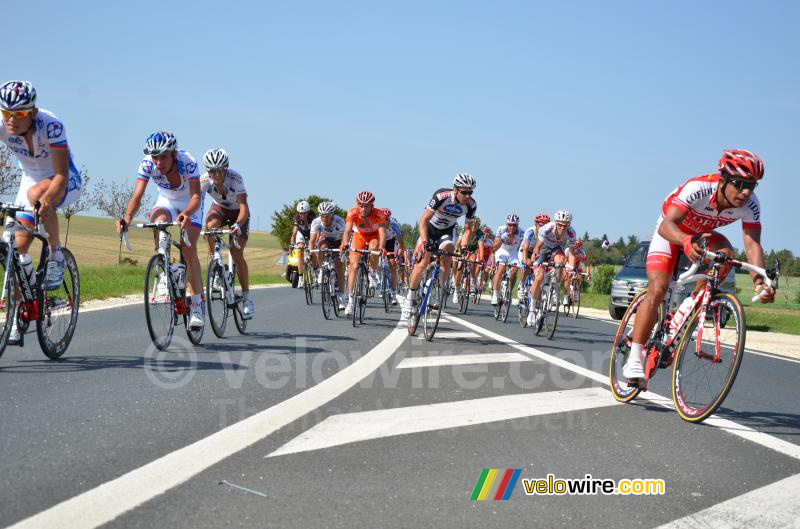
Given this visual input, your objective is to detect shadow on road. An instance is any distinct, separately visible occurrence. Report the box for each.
[0,355,245,374]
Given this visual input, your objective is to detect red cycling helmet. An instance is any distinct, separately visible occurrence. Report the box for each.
[535,213,550,224]
[575,240,583,249]
[718,149,764,181]
[356,190,375,204]
[382,208,391,217]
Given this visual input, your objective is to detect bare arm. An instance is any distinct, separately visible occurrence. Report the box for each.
[339,221,353,251]
[234,194,250,226]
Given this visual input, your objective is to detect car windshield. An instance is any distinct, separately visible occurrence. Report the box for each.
[625,244,648,268]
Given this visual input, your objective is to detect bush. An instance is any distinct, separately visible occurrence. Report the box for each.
[591,265,616,294]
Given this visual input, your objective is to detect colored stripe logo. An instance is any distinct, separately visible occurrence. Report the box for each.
[470,469,522,500]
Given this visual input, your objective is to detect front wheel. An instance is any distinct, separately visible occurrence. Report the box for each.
[0,252,17,359]
[321,271,334,320]
[501,280,512,323]
[546,284,560,340]
[671,292,745,423]
[303,266,314,305]
[423,274,443,341]
[38,247,81,359]
[572,282,581,319]
[207,263,228,338]
[144,254,175,351]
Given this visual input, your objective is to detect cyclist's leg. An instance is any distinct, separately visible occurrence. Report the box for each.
[205,206,224,256]
[230,214,250,292]
[531,251,549,301]
[296,232,307,279]
[348,233,367,297]
[26,173,74,250]
[181,216,204,298]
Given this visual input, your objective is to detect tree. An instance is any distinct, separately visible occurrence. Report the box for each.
[62,167,91,247]
[94,178,153,263]
[270,195,345,247]
[0,145,22,197]
[401,222,419,247]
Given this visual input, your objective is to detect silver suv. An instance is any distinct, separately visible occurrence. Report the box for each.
[608,241,737,319]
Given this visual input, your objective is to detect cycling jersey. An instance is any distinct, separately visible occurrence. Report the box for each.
[294,212,317,240]
[495,225,525,252]
[565,247,586,264]
[0,109,79,180]
[660,173,761,235]
[346,207,387,236]
[426,188,477,229]
[538,221,577,250]
[200,169,246,210]
[522,225,540,248]
[310,215,345,241]
[385,218,403,241]
[137,150,200,203]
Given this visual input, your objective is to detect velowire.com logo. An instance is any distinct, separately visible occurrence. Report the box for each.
[469,469,522,500]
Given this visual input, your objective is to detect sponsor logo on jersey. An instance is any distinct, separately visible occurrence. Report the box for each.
[141,160,155,174]
[7,136,23,144]
[747,199,760,221]
[46,122,63,139]
[443,204,463,215]
[186,161,197,175]
[686,186,714,204]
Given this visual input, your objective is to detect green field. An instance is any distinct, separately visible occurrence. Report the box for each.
[51,215,288,302]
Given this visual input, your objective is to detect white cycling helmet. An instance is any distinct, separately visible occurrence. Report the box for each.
[453,172,476,189]
[143,131,178,155]
[296,200,311,213]
[506,213,519,225]
[554,210,573,223]
[0,80,37,110]
[317,201,337,215]
[203,148,229,171]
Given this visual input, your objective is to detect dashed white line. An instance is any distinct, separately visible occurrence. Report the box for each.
[396,352,532,369]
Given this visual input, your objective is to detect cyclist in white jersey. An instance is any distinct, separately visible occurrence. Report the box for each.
[308,201,346,309]
[402,173,478,318]
[0,81,82,299]
[491,214,524,305]
[381,210,407,305]
[529,210,577,319]
[200,148,254,319]
[116,131,205,328]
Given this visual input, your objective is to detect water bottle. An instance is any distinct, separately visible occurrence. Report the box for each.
[19,254,35,285]
[172,263,186,290]
[669,296,695,335]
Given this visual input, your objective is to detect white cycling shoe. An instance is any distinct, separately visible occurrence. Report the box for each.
[490,292,499,305]
[622,354,645,380]
[344,300,355,316]
[189,306,204,329]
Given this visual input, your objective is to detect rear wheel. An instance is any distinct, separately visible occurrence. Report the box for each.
[144,254,174,351]
[672,292,745,423]
[37,248,80,359]
[207,263,228,338]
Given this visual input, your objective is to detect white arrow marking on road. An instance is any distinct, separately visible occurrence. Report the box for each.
[396,352,532,368]
[653,472,800,529]
[267,387,617,457]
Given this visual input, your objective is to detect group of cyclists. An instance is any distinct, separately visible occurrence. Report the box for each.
[0,79,776,392]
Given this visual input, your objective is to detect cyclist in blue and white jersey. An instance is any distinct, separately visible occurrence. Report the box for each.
[116,131,205,328]
[309,201,346,309]
[381,212,407,306]
[491,214,524,305]
[0,81,83,295]
[200,148,254,319]
[529,210,577,318]
[519,213,550,305]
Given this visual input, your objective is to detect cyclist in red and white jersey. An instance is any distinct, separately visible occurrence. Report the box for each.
[529,210,578,319]
[622,149,775,380]
[402,173,477,318]
[562,239,590,304]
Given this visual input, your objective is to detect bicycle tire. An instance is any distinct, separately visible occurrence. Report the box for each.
[382,273,390,313]
[423,274,443,341]
[231,268,248,334]
[144,254,174,351]
[546,284,560,340]
[353,264,364,327]
[501,280,512,323]
[671,292,745,423]
[304,266,313,305]
[0,252,16,359]
[321,272,333,320]
[207,263,228,338]
[609,290,656,403]
[459,272,470,314]
[38,247,81,359]
[573,284,581,319]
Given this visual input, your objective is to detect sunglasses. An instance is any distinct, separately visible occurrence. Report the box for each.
[556,223,569,228]
[1,109,33,120]
[456,188,474,196]
[728,178,758,192]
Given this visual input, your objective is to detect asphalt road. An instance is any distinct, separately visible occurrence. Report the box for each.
[1,286,798,528]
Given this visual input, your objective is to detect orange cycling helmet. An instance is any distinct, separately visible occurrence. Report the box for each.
[356,190,375,204]
[718,149,764,181]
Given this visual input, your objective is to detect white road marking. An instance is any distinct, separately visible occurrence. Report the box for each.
[267,387,617,457]
[9,321,409,529]
[396,352,532,369]
[443,312,800,462]
[414,331,479,340]
[653,472,800,529]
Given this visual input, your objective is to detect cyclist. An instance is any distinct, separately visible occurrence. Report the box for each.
[562,239,591,305]
[309,201,347,310]
[402,173,477,318]
[0,80,84,342]
[452,217,484,303]
[382,211,407,306]
[622,149,774,380]
[520,213,550,305]
[490,214,524,305]
[340,191,388,316]
[116,131,205,328]
[200,148,254,319]
[528,210,577,322]
[290,200,316,289]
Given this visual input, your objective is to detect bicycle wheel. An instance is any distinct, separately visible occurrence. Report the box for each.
[37,247,80,359]
[321,271,333,320]
[406,287,421,336]
[572,283,581,319]
[207,263,228,338]
[0,252,16,359]
[459,272,470,314]
[231,269,248,334]
[423,274,443,341]
[353,265,364,327]
[671,292,745,423]
[518,292,529,328]
[501,281,512,323]
[609,290,661,403]
[304,267,313,305]
[382,273,390,313]
[358,268,368,323]
[144,254,175,351]
[546,284,560,340]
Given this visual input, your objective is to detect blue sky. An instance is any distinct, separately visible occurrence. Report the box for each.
[5,0,796,252]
